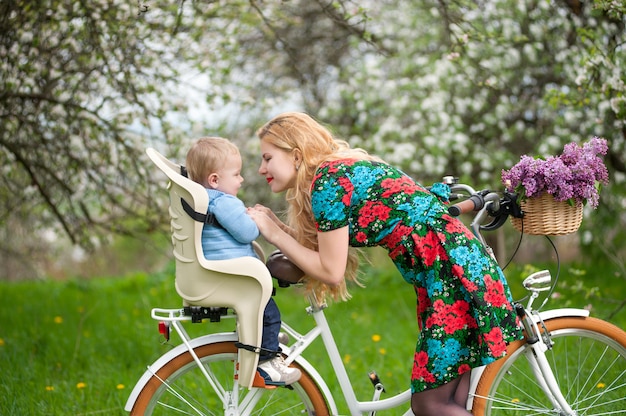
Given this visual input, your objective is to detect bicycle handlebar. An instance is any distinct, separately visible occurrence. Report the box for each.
[447,193,486,216]
[445,180,523,235]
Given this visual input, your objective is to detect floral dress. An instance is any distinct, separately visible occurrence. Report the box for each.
[311,159,523,393]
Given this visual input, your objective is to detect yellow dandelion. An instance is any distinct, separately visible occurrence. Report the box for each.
[596,382,606,389]
[45,386,54,391]
[511,398,520,403]
[371,334,381,342]
[116,384,125,390]
[77,306,85,314]
[76,382,86,389]
[0,338,5,346]
[343,354,351,364]
[54,316,63,324]
[379,348,386,355]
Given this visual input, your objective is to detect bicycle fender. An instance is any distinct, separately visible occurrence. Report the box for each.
[535,308,590,322]
[124,332,237,412]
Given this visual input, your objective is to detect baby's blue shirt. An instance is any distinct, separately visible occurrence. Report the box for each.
[201,189,260,260]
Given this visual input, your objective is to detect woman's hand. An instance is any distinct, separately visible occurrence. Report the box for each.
[247,206,282,245]
[248,204,296,237]
[249,204,278,223]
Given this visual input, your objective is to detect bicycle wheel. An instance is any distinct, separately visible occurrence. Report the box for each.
[129,341,330,415]
[472,316,626,416]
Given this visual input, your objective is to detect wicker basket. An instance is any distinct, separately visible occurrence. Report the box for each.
[511,193,583,235]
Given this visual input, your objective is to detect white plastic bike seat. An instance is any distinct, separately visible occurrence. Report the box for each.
[146,147,273,389]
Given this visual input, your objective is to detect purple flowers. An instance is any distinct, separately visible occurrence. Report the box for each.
[502,137,609,208]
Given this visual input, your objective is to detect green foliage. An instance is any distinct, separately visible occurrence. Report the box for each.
[0,256,624,414]
[502,260,625,321]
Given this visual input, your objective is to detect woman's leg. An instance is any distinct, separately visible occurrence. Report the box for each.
[453,371,471,408]
[411,373,472,416]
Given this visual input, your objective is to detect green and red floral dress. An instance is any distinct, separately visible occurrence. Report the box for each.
[311,159,523,393]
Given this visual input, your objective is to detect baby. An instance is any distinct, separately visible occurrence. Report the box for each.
[185,137,301,386]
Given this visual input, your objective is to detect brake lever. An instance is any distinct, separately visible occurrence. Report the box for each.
[481,214,508,231]
[480,192,520,231]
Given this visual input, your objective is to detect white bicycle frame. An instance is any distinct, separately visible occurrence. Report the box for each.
[125,301,589,415]
[282,290,588,416]
[126,182,589,415]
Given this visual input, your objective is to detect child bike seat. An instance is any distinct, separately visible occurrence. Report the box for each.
[146,147,273,389]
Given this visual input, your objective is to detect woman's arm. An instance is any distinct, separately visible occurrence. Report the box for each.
[248,207,349,286]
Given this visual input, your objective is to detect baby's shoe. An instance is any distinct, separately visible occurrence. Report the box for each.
[257,356,302,386]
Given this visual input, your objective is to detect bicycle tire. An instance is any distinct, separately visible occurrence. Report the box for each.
[129,341,330,415]
[472,316,626,416]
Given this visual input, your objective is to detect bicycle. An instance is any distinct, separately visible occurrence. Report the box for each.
[125,168,626,415]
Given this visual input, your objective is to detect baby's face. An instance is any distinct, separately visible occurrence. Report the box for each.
[215,153,244,196]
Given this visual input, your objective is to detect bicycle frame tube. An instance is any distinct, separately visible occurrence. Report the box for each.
[278,321,340,414]
[521,309,591,415]
[299,305,413,415]
[524,340,577,415]
[280,235,591,415]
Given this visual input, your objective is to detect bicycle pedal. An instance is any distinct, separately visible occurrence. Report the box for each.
[251,371,280,389]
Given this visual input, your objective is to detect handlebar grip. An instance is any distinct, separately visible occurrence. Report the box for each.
[448,194,485,216]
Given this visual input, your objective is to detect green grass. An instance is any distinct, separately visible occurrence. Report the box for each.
[1,255,624,415]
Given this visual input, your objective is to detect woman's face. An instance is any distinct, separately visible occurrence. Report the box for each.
[258,140,297,193]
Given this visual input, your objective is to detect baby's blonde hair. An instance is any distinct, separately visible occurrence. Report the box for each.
[257,112,380,301]
[186,137,239,187]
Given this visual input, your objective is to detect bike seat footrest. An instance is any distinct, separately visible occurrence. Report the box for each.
[183,306,228,323]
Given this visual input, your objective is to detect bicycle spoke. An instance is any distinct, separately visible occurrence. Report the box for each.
[153,373,210,415]
[156,401,206,415]
[488,373,547,410]
[472,393,555,415]
[575,358,625,411]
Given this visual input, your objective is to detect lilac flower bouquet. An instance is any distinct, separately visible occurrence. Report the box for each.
[501,137,609,209]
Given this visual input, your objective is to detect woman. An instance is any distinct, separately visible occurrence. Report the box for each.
[247,112,522,416]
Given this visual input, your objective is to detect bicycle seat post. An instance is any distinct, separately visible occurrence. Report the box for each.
[306,293,327,313]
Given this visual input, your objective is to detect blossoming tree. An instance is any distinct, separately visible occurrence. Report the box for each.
[1,0,624,277]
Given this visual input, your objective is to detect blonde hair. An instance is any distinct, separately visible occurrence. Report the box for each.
[256,112,380,301]
[186,137,239,187]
